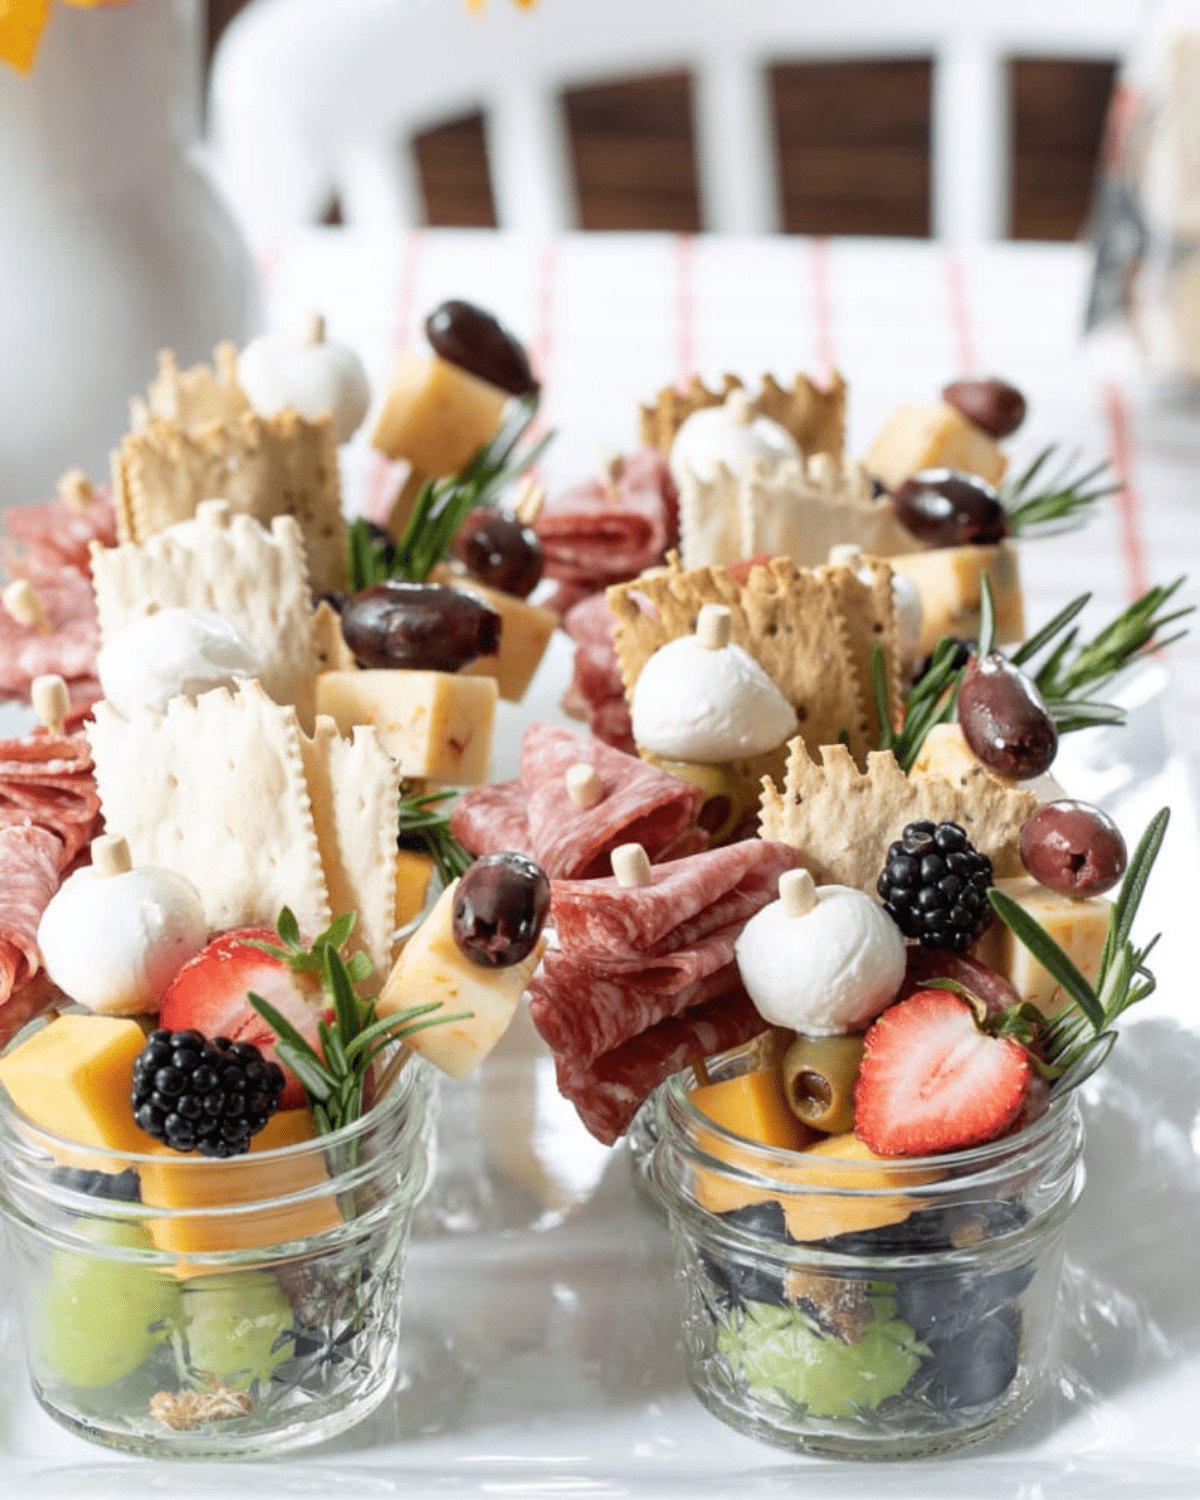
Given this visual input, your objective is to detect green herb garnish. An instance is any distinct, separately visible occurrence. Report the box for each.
[348,394,552,590]
[399,786,473,888]
[1002,445,1121,538]
[247,908,469,1138]
[874,637,964,773]
[988,807,1169,1095]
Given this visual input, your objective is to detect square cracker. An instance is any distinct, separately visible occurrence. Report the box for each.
[639,371,846,459]
[298,719,401,990]
[130,344,250,433]
[758,741,1037,891]
[606,554,872,764]
[87,679,331,941]
[112,407,347,596]
[90,501,322,730]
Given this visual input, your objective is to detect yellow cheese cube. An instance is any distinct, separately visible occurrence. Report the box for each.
[316,668,497,785]
[911,723,1019,788]
[371,352,508,477]
[449,578,558,703]
[139,1108,341,1264]
[890,541,1024,657]
[0,1015,148,1154]
[377,880,543,1078]
[692,1069,812,1153]
[974,874,1111,1018]
[395,847,435,930]
[865,402,1008,491]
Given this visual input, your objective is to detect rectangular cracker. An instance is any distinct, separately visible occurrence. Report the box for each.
[112,408,347,596]
[758,741,1037,892]
[639,371,846,459]
[814,554,902,754]
[87,680,331,940]
[130,344,250,433]
[298,719,401,991]
[607,554,871,764]
[678,464,742,569]
[90,501,321,729]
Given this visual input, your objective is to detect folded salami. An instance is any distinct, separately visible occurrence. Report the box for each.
[0,729,103,869]
[0,823,65,1007]
[561,592,633,753]
[534,448,677,593]
[0,569,101,702]
[2,486,116,580]
[449,781,531,860]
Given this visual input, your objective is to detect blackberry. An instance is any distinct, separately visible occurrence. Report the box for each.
[877,820,993,953]
[130,1029,285,1158]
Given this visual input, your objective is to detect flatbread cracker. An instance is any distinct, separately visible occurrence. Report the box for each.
[130,344,249,433]
[678,463,741,569]
[758,741,1037,891]
[112,408,346,596]
[639,372,846,459]
[815,554,902,754]
[607,554,871,763]
[738,453,921,567]
[298,719,401,989]
[87,680,331,941]
[90,501,322,728]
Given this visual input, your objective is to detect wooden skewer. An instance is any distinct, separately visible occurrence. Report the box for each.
[611,842,651,889]
[692,1057,712,1088]
[31,674,69,735]
[779,868,818,918]
[695,603,732,650]
[513,476,546,526]
[828,543,863,569]
[725,388,753,425]
[565,763,603,809]
[3,579,51,634]
[91,834,132,878]
[298,309,326,345]
[56,468,95,512]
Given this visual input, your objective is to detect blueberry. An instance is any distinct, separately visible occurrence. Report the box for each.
[50,1166,141,1203]
[917,1305,1021,1410]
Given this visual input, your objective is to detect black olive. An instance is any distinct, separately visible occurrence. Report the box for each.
[452,853,551,968]
[425,300,539,397]
[891,469,1010,548]
[957,652,1057,779]
[942,378,1027,440]
[340,581,501,673]
[452,507,544,599]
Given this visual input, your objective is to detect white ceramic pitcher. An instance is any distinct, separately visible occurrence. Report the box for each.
[0,0,260,510]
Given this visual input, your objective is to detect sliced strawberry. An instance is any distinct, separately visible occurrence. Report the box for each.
[159,926,325,1109]
[853,989,1030,1157]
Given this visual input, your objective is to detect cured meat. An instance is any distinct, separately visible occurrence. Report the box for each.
[0,729,102,868]
[0,824,64,1006]
[551,839,796,960]
[523,723,703,880]
[0,568,100,699]
[449,780,531,858]
[2,486,116,580]
[534,447,677,593]
[553,987,766,1146]
[528,928,740,1064]
[561,592,633,751]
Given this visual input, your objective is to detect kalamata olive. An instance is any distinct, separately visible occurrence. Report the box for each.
[942,378,1028,440]
[340,581,501,673]
[957,651,1058,780]
[891,469,1010,548]
[425,300,539,398]
[452,852,551,968]
[912,636,974,687]
[1019,801,1127,897]
[452,507,544,599]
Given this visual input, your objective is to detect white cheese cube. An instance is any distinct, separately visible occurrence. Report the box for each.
[316,669,497,785]
[371,352,508,476]
[890,541,1024,657]
[378,881,544,1077]
[912,723,1018,788]
[974,874,1111,1018]
[865,402,1008,491]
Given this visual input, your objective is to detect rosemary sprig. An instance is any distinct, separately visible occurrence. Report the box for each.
[247,907,470,1138]
[348,393,552,590]
[987,807,1169,1095]
[398,786,473,888]
[874,638,964,773]
[1002,445,1121,538]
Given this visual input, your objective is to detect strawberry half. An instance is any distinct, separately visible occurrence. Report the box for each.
[159,926,326,1109]
[853,989,1031,1157]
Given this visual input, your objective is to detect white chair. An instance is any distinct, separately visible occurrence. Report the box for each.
[208,0,1147,247]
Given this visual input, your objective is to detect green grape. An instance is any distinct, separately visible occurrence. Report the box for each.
[716,1293,926,1418]
[36,1221,180,1390]
[181,1272,295,1391]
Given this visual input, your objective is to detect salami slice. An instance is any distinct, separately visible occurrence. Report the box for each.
[552,839,796,961]
[553,988,766,1145]
[0,729,102,869]
[0,568,100,698]
[3,486,116,579]
[522,723,703,880]
[449,781,532,859]
[0,823,64,1005]
[534,448,676,591]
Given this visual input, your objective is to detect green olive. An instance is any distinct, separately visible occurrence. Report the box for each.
[640,752,768,843]
[780,1034,866,1134]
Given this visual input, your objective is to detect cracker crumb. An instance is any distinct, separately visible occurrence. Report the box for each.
[150,1385,254,1430]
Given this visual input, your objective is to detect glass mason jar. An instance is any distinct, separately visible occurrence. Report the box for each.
[653,1042,1085,1460]
[0,1051,433,1459]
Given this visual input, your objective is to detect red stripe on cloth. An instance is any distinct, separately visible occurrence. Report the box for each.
[364,231,427,522]
[944,253,976,375]
[1103,381,1149,600]
[676,233,696,388]
[811,238,835,384]
[523,240,559,475]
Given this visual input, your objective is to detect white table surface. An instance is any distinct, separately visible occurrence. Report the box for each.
[5,232,1200,1497]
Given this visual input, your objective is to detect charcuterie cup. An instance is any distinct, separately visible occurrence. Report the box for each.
[653,1040,1084,1459]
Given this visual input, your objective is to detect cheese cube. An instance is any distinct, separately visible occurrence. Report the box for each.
[865,402,1008,491]
[139,1109,340,1264]
[974,874,1111,1018]
[451,578,558,702]
[912,723,1018,788]
[371,352,508,477]
[377,880,544,1078]
[316,669,497,785]
[890,541,1024,657]
[395,847,435,930]
[0,1015,148,1154]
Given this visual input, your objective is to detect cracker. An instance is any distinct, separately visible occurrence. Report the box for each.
[130,344,249,433]
[758,741,1037,891]
[738,453,920,567]
[312,598,357,673]
[112,408,347,596]
[90,501,322,728]
[814,554,902,754]
[678,463,742,569]
[298,719,401,990]
[87,680,331,940]
[607,554,871,763]
[639,371,846,459]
